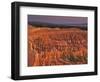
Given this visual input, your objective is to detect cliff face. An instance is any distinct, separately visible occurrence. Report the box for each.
[28,25,87,66]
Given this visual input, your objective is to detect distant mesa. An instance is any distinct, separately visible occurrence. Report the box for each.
[28,21,87,30]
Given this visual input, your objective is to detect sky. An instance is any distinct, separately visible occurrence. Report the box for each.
[28,15,87,25]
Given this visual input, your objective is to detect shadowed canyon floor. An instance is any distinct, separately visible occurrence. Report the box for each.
[28,25,87,66]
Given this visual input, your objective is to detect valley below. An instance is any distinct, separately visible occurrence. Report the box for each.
[28,25,88,66]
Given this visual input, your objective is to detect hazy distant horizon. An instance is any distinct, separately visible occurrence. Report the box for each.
[28,15,88,26]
